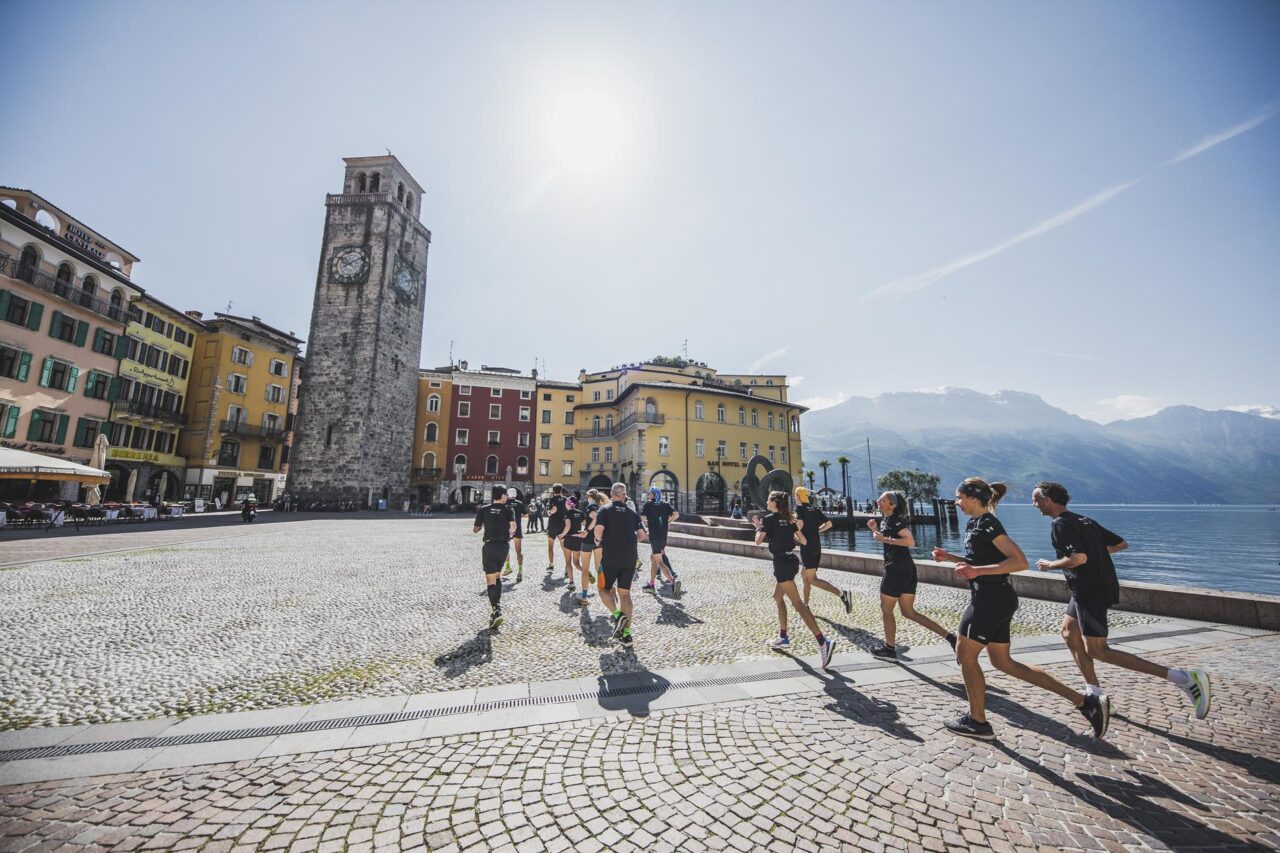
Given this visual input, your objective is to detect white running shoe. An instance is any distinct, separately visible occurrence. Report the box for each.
[819,637,837,670]
[1178,669,1212,720]
[768,634,791,650]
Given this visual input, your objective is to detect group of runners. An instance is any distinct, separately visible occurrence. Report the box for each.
[473,476,1212,741]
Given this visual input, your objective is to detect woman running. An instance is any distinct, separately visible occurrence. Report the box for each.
[932,478,1109,741]
[867,490,955,659]
[575,489,603,604]
[559,496,584,591]
[753,490,836,670]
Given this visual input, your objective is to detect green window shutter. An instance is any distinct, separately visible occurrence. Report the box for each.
[48,309,63,338]
[0,290,9,318]
[54,414,69,444]
[26,410,42,441]
[2,405,18,439]
[94,327,106,352]
[39,357,53,387]
[73,418,88,447]
[66,366,79,393]
[108,377,121,402]
[114,335,129,359]
[16,352,31,382]
[74,321,89,347]
[26,301,43,331]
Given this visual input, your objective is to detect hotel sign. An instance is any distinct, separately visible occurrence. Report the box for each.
[63,223,108,260]
[121,362,179,390]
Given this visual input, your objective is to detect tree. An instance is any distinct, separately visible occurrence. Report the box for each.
[818,460,831,490]
[835,456,850,498]
[805,470,816,491]
[876,469,942,516]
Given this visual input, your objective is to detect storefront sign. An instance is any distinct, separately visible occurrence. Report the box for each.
[120,362,179,390]
[0,439,66,455]
[107,447,185,467]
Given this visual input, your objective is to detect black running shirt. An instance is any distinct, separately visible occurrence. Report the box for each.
[474,503,514,543]
[547,495,566,527]
[879,513,913,569]
[963,513,1010,588]
[595,501,643,566]
[1052,511,1124,605]
[795,504,829,553]
[563,506,584,538]
[508,499,525,525]
[582,504,602,546]
[760,512,801,556]
[641,500,675,539]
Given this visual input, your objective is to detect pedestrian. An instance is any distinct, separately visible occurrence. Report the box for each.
[473,485,517,630]
[504,487,526,582]
[560,496,584,591]
[574,489,603,605]
[640,486,681,593]
[867,490,954,659]
[932,478,1109,741]
[545,484,566,574]
[594,483,647,647]
[1032,481,1211,719]
[795,487,852,614]
[753,490,837,669]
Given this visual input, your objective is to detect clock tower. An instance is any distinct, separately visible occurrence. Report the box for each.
[287,155,431,507]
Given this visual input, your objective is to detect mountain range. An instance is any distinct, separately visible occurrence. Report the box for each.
[800,389,1280,504]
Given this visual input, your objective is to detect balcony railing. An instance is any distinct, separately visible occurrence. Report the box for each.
[112,400,187,426]
[325,192,390,206]
[221,419,284,439]
[0,254,127,322]
[575,411,664,439]
[412,467,443,482]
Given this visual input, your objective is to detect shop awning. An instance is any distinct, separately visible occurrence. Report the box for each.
[0,447,111,484]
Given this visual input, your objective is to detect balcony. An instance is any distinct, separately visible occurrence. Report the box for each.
[325,192,390,207]
[113,400,187,426]
[221,419,284,440]
[412,467,442,482]
[575,411,664,440]
[0,253,127,322]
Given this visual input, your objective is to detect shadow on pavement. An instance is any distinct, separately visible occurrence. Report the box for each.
[817,616,885,654]
[1115,713,1280,785]
[789,654,922,742]
[651,595,705,629]
[578,605,614,648]
[432,630,493,678]
[595,667,671,718]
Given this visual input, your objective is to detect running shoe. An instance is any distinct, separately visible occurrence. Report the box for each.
[489,608,504,630]
[517,567,523,583]
[612,612,630,639]
[869,642,897,660]
[944,714,995,741]
[635,558,643,571]
[946,633,957,651]
[619,629,633,647]
[568,580,576,592]
[642,582,656,591]
[502,561,512,577]
[672,577,682,596]
[768,635,791,650]
[1080,693,1110,738]
[587,570,597,585]
[546,564,554,573]
[840,589,853,614]
[819,637,837,670]
[1178,669,1212,720]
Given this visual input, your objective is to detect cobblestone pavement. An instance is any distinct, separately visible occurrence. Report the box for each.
[1,637,1276,852]
[0,518,1162,729]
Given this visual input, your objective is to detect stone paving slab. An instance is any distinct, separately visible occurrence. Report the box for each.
[1,636,1277,852]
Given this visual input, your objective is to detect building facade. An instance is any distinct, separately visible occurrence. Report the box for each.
[410,368,452,506]
[534,378,582,495]
[105,294,204,501]
[0,189,143,499]
[179,313,302,507]
[288,155,431,508]
[440,363,535,504]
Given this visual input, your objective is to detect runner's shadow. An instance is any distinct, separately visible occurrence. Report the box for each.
[558,591,583,615]
[652,596,705,629]
[1115,714,1280,785]
[578,607,614,647]
[788,654,921,741]
[542,572,568,592]
[817,616,886,653]
[595,666,670,718]
[992,742,1247,850]
[432,631,493,678]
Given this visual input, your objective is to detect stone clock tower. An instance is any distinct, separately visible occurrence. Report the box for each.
[287,155,430,507]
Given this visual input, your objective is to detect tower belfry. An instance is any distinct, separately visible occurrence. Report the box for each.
[287,155,431,506]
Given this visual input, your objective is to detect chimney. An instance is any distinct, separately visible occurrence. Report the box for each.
[185,310,203,321]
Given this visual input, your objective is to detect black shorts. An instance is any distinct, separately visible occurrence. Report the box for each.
[649,538,667,555]
[512,527,523,540]
[547,522,564,538]
[957,582,1018,645]
[482,542,509,575]
[602,562,636,591]
[800,548,821,570]
[880,561,918,598]
[771,552,800,583]
[1065,596,1110,638]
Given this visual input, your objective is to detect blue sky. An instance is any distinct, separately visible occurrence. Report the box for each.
[4,0,1277,423]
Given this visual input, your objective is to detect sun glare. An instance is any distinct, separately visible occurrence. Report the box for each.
[548,89,627,175]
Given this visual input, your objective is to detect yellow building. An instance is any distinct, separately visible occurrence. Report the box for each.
[105,294,204,501]
[179,312,302,507]
[534,378,583,495]
[560,357,805,512]
[411,368,452,505]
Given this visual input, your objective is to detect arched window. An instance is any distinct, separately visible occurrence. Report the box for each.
[454,454,467,471]
[356,173,367,192]
[423,451,437,469]
[516,455,529,474]
[56,263,74,297]
[767,411,775,429]
[658,436,670,455]
[791,416,799,433]
[694,401,704,420]
[397,182,405,202]
[425,422,439,442]
[716,403,726,423]
[427,393,441,413]
[751,408,759,427]
[109,289,123,319]
[738,406,745,425]
[605,414,614,432]
[17,246,38,282]
[80,275,97,308]
[485,454,499,475]
[406,193,414,213]
[592,415,601,435]
[369,173,381,192]
[34,210,58,232]
[644,399,657,419]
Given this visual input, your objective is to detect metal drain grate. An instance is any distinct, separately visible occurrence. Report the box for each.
[0,625,1210,764]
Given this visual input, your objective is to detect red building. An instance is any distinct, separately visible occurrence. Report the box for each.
[442,363,536,503]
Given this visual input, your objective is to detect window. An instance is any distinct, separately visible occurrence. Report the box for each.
[454,454,467,471]
[520,390,532,400]
[457,385,471,395]
[456,428,469,445]
[83,370,111,400]
[542,393,551,401]
[768,445,775,462]
[791,416,800,433]
[230,346,253,366]
[92,328,116,356]
[263,413,282,434]
[489,403,501,419]
[658,436,670,456]
[16,246,39,283]
[430,381,442,388]
[592,415,601,435]
[519,406,530,421]
[488,387,501,397]
[154,431,175,455]
[767,411,775,429]
[457,401,470,417]
[780,447,788,463]
[566,395,575,402]
[563,435,573,450]
[258,444,277,469]
[716,403,726,423]
[517,432,530,448]
[695,438,704,458]
[265,384,286,403]
[227,404,246,424]
[592,447,600,463]
[217,440,240,467]
[563,462,573,477]
[738,407,745,425]
[540,434,550,450]
[740,442,748,460]
[269,359,288,377]
[541,410,551,423]
[752,443,760,457]
[516,456,528,474]
[425,422,439,442]
[2,291,38,328]
[0,344,30,381]
[606,389,614,400]
[539,460,550,476]
[605,415,614,432]
[167,355,189,379]
[564,411,574,425]
[751,409,759,427]
[593,391,601,402]
[0,402,19,439]
[49,311,80,344]
[227,373,247,394]
[694,401,703,420]
[422,451,437,470]
[487,430,500,445]
[39,358,78,392]
[485,455,499,475]
[717,440,727,458]
[28,410,67,444]
[427,394,441,413]
[72,417,103,448]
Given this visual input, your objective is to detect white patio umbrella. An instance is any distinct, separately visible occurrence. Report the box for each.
[125,468,138,502]
[85,434,110,505]
[157,471,169,503]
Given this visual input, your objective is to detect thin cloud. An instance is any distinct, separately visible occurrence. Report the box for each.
[1025,347,1101,363]
[867,100,1279,302]
[797,392,847,411]
[790,375,805,387]
[750,346,789,372]
[1088,394,1164,422]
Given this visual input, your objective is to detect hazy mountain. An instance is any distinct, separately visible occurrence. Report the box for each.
[802,390,1280,504]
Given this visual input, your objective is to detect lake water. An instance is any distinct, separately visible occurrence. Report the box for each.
[818,504,1280,598]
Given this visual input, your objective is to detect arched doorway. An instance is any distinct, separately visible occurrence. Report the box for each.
[695,471,726,514]
[649,470,679,509]
[148,468,181,502]
[588,474,612,491]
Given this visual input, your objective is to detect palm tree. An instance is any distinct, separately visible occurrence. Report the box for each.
[805,470,816,491]
[836,455,851,503]
[818,460,831,491]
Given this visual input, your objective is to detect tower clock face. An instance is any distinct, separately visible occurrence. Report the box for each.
[330,247,369,284]
[392,256,420,303]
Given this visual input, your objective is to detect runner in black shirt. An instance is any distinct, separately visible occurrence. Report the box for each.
[1032,481,1211,719]
[753,490,836,670]
[573,489,604,605]
[867,491,954,659]
[794,487,851,614]
[932,478,1108,741]
[559,497,584,592]
[594,483,648,647]
[473,486,517,630]
[504,488,525,582]
[544,484,567,576]
[640,488,681,593]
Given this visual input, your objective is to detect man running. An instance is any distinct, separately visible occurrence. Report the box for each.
[795,487,852,614]
[594,483,648,647]
[504,487,526,582]
[754,490,837,669]
[1032,481,1212,719]
[473,485,517,630]
[641,487,681,593]
[545,484,566,574]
